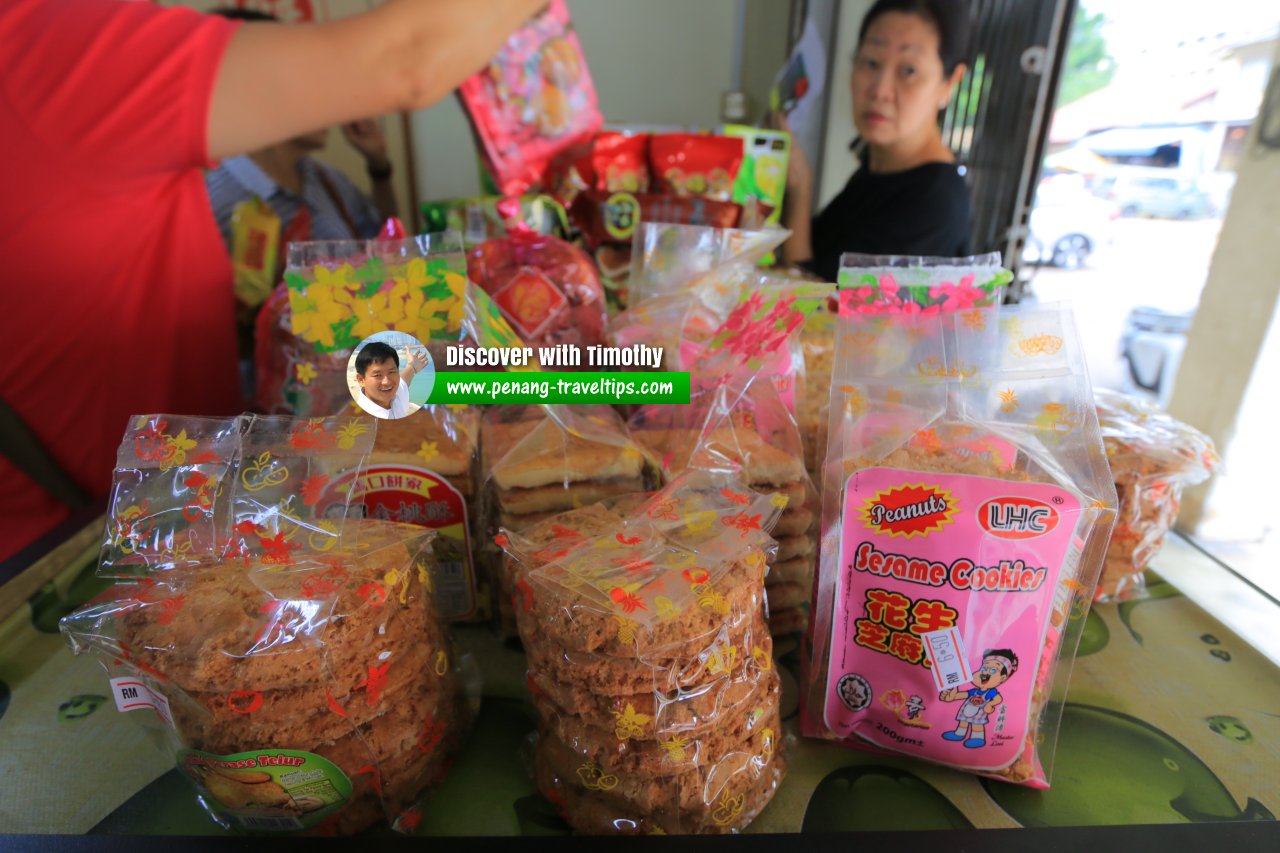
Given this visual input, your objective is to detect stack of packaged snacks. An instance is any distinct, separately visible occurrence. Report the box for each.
[273,235,527,622]
[630,420,813,639]
[803,255,1116,789]
[61,415,473,834]
[615,243,819,637]
[1095,389,1220,601]
[356,406,485,621]
[456,0,602,199]
[498,471,786,834]
[553,133,778,312]
[481,404,652,638]
[797,295,836,477]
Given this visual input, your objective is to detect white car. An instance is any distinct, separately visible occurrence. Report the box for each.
[1022,178,1118,270]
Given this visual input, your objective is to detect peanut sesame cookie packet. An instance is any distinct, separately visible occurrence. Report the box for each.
[802,254,1116,789]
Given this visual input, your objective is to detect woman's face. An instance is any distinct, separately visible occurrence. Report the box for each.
[851,11,958,151]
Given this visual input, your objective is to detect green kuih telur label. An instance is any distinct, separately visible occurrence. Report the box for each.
[177,748,353,832]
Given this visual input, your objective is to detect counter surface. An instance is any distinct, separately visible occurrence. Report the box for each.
[0,527,1276,839]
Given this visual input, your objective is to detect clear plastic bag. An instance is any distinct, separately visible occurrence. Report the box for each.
[257,232,470,416]
[497,469,786,833]
[480,403,655,640]
[1095,389,1220,601]
[63,415,475,834]
[626,222,786,309]
[616,251,820,638]
[262,234,529,621]
[802,254,1116,789]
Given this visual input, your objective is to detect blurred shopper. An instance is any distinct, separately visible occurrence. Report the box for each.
[205,9,399,245]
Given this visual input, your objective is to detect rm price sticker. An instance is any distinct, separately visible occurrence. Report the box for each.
[109,677,173,727]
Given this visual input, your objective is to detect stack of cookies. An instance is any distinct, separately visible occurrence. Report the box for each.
[631,423,816,638]
[499,477,785,834]
[798,307,835,478]
[366,406,484,621]
[481,405,649,639]
[95,521,468,835]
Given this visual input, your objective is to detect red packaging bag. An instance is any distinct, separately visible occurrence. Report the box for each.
[467,231,607,350]
[457,0,604,198]
[650,134,745,201]
[592,131,651,193]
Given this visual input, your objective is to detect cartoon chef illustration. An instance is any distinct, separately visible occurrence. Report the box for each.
[938,649,1018,748]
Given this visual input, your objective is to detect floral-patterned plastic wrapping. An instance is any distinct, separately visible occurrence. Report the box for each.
[796,287,837,476]
[803,254,1116,789]
[350,405,486,622]
[619,275,819,635]
[480,403,655,640]
[1095,389,1220,602]
[496,470,787,834]
[62,415,476,834]
[613,225,808,418]
[257,233,524,622]
[467,231,608,351]
[255,232,470,416]
[456,0,602,199]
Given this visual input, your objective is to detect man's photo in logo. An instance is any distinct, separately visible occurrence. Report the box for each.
[837,673,873,712]
[347,331,435,420]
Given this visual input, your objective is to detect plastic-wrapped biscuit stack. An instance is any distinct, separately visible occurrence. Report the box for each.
[62,415,472,835]
[798,302,835,478]
[364,406,485,621]
[1095,389,1219,601]
[481,404,650,639]
[97,523,467,833]
[632,423,816,638]
[498,471,786,834]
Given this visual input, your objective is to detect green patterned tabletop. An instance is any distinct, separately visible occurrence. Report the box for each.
[0,535,1276,835]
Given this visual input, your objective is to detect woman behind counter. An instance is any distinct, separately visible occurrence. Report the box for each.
[781,0,973,281]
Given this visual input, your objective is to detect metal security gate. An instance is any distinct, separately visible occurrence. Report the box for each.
[941,0,1077,299]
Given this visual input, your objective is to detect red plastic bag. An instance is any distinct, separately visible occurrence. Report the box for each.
[650,134,744,201]
[456,0,603,198]
[467,232,607,349]
[592,131,650,193]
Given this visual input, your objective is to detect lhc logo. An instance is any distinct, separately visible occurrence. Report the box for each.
[977,496,1059,540]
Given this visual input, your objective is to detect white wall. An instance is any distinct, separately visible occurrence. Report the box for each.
[817,0,872,210]
[412,0,790,204]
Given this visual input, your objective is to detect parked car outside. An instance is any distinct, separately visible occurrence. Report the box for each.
[1097,171,1215,219]
[1023,175,1118,269]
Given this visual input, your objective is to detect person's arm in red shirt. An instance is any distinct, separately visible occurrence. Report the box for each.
[207,0,546,161]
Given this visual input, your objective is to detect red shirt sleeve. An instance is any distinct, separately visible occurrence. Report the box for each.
[1,0,239,179]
